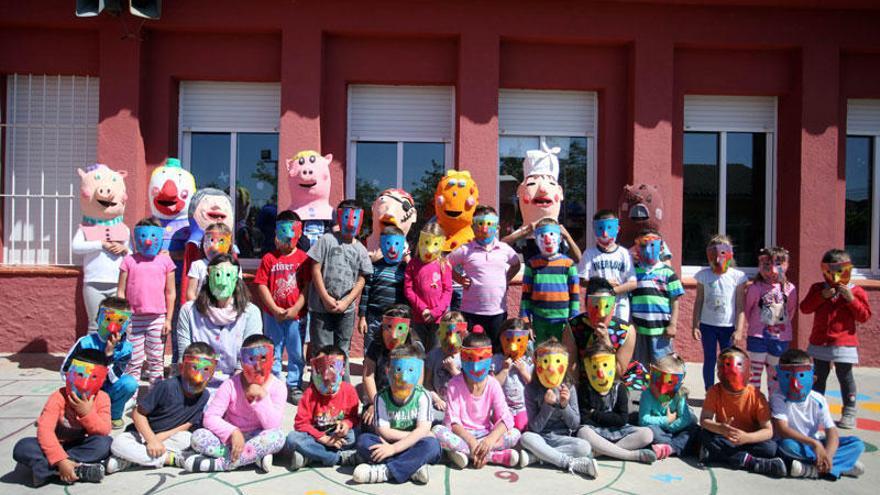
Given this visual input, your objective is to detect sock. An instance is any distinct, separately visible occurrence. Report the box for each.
[165,452,176,466]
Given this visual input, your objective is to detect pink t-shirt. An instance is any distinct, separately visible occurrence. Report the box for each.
[744,279,798,342]
[443,374,514,434]
[447,240,519,315]
[120,253,175,315]
[203,374,286,443]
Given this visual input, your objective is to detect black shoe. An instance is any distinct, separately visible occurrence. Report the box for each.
[288,387,304,405]
[751,457,787,478]
[74,462,105,483]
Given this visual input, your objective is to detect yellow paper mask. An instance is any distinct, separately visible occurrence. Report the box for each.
[418,231,445,263]
[586,353,616,394]
[535,349,568,389]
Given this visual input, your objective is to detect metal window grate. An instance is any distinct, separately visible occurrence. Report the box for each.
[1,74,99,265]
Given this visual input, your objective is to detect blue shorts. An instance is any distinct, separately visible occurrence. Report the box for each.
[746,336,788,357]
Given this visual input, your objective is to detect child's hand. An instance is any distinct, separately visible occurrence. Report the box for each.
[514,358,530,377]
[821,286,837,299]
[664,323,677,338]
[162,319,172,337]
[544,388,558,405]
[283,307,301,320]
[361,403,375,426]
[104,333,120,356]
[322,296,338,313]
[814,442,832,473]
[369,438,396,462]
[432,394,447,412]
[595,322,610,343]
[56,458,79,483]
[146,438,167,458]
[460,275,472,288]
[441,356,459,374]
[838,285,854,302]
[472,438,492,468]
[334,421,351,438]
[245,383,267,402]
[358,317,368,335]
[692,327,702,341]
[229,429,245,462]
[559,384,571,408]
[68,393,95,418]
[502,357,513,370]
[666,408,678,424]
[422,309,434,324]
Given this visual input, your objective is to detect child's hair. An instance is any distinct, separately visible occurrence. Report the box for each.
[637,227,661,239]
[72,347,108,367]
[195,254,251,315]
[654,353,686,374]
[242,334,273,349]
[382,225,405,237]
[779,348,812,366]
[439,310,466,323]
[463,331,492,348]
[184,341,217,359]
[390,343,423,361]
[536,217,559,228]
[586,276,615,295]
[585,342,616,359]
[718,345,748,362]
[276,209,300,223]
[821,248,851,264]
[337,198,360,210]
[593,209,617,221]
[136,216,161,228]
[383,303,411,319]
[533,337,570,384]
[473,204,497,217]
[204,222,233,236]
[315,344,347,360]
[758,246,789,261]
[99,296,130,312]
[708,234,732,247]
[421,221,446,237]
[499,317,527,333]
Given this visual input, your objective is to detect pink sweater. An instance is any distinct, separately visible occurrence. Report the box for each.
[443,374,514,433]
[744,280,798,342]
[404,257,453,324]
[203,374,286,443]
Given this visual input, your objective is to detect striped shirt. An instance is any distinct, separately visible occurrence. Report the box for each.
[521,254,580,322]
[631,263,685,336]
[358,259,407,315]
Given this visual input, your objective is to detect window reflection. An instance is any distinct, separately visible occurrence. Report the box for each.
[191,133,231,190]
[845,136,873,267]
[726,133,766,267]
[683,132,719,265]
[403,142,446,241]
[499,136,539,237]
[236,133,278,258]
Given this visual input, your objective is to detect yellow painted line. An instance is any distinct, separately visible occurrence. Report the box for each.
[829,404,842,414]
[862,402,880,413]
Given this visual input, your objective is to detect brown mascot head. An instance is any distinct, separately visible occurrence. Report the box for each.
[617,183,664,247]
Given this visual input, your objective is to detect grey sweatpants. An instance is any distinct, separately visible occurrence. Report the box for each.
[309,310,356,381]
[84,282,117,332]
[110,430,192,467]
[521,431,592,468]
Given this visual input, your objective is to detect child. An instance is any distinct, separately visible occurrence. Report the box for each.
[118,217,176,385]
[405,221,453,350]
[185,222,234,301]
[308,199,373,379]
[576,344,656,463]
[800,248,872,429]
[184,335,286,473]
[447,206,520,351]
[521,218,580,345]
[638,354,698,459]
[771,349,865,479]
[359,225,409,352]
[745,246,797,391]
[568,277,637,380]
[61,296,137,429]
[286,345,360,469]
[15,348,112,486]
[577,209,636,322]
[699,346,785,477]
[520,338,597,477]
[353,344,441,484]
[493,318,534,432]
[432,332,522,469]
[692,235,747,390]
[631,229,684,365]
[361,305,415,426]
[107,342,217,472]
[255,210,311,404]
[425,311,467,418]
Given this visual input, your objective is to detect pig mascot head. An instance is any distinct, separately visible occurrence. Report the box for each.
[434,170,479,252]
[367,188,417,251]
[286,150,333,221]
[78,163,129,242]
[517,143,563,227]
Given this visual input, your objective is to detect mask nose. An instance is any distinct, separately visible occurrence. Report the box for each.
[596,369,604,380]
[106,322,121,335]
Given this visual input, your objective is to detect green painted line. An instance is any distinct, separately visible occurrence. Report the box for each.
[209,473,243,494]
[609,487,639,495]
[581,460,627,495]
[307,466,378,495]
[150,474,216,494]
[864,440,877,453]
[707,466,718,495]
[444,465,452,495]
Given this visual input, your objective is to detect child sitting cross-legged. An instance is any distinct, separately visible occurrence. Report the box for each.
[425,311,468,420]
[493,317,535,432]
[361,304,416,427]
[638,353,699,460]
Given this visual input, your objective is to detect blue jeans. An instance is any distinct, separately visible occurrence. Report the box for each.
[104,374,138,420]
[778,436,864,480]
[364,310,383,354]
[263,315,304,389]
[700,429,777,465]
[746,334,789,357]
[286,429,356,466]
[699,323,735,390]
[648,424,699,455]
[635,333,673,365]
[356,433,441,483]
[14,435,112,484]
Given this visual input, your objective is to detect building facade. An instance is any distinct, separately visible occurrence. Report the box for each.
[1,0,879,362]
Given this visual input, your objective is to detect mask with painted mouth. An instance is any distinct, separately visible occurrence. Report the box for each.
[208,262,238,299]
[181,354,217,395]
[649,365,684,404]
[460,345,493,383]
[776,363,813,403]
[707,243,734,274]
[134,225,164,257]
[536,348,569,389]
[380,233,406,264]
[593,218,619,248]
[96,306,132,342]
[821,261,852,287]
[758,253,788,284]
[417,231,444,263]
[275,220,303,248]
[337,207,363,240]
[718,353,749,392]
[241,344,274,385]
[311,354,345,396]
[390,356,422,403]
[472,214,499,246]
[535,223,561,258]
[203,231,232,259]
[500,328,529,361]
[585,353,616,394]
[437,321,467,355]
[586,294,616,329]
[65,358,108,400]
[382,316,411,350]
[637,233,663,266]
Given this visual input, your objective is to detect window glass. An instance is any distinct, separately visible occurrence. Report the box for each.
[354,142,397,238]
[547,136,589,248]
[235,133,278,258]
[845,136,873,267]
[682,132,719,265]
[498,136,539,238]
[726,132,766,267]
[190,133,231,191]
[403,142,446,239]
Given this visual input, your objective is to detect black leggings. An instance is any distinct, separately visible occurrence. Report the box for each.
[813,359,857,408]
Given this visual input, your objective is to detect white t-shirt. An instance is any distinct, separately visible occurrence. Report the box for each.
[187,259,244,295]
[577,245,636,321]
[71,227,129,284]
[694,267,747,327]
[770,390,836,440]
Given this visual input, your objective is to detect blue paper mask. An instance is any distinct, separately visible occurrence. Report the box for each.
[535,223,561,257]
[275,220,302,246]
[593,218,619,247]
[134,225,164,257]
[380,233,406,264]
[473,214,499,246]
[461,345,493,383]
[390,356,422,402]
[776,364,813,403]
[638,234,663,265]
[337,207,363,240]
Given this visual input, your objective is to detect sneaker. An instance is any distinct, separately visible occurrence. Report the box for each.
[410,465,430,484]
[568,457,598,478]
[843,461,865,478]
[339,449,360,467]
[288,387,304,405]
[790,460,818,479]
[290,451,310,471]
[637,448,657,464]
[446,450,469,469]
[352,463,389,484]
[184,455,222,473]
[732,452,753,470]
[258,454,274,473]
[751,457,787,478]
[74,462,105,483]
[104,456,132,474]
[838,407,857,429]
[489,449,519,467]
[519,449,534,468]
[111,419,125,430]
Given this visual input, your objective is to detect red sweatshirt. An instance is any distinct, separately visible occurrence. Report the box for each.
[293,382,360,440]
[800,282,872,347]
[37,389,111,465]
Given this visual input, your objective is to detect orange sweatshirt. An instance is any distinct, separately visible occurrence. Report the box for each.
[36,388,111,465]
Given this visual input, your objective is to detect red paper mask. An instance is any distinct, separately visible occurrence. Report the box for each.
[649,365,684,403]
[586,294,616,329]
[181,354,217,395]
[241,344,274,385]
[437,321,467,355]
[718,354,749,392]
[65,358,108,400]
[707,244,734,275]
[500,328,529,361]
[382,316,411,350]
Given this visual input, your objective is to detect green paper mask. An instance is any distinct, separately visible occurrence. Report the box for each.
[208,263,237,299]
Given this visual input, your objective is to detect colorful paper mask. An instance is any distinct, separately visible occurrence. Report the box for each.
[777,363,813,403]
[434,170,478,251]
[536,348,569,389]
[518,144,563,226]
[637,233,663,265]
[758,253,787,284]
[500,328,530,361]
[95,306,132,341]
[382,316,411,350]
[181,354,217,395]
[649,365,685,404]
[390,356,423,403]
[707,244,734,274]
[417,231,444,263]
[311,354,345,396]
[586,294,616,329]
[149,158,195,221]
[208,262,238,299]
[275,220,303,247]
[821,261,853,286]
[472,214,499,246]
[203,231,232,259]
[460,345,493,383]
[337,207,364,240]
[535,223,561,257]
[718,354,749,392]
[65,358,108,400]
[286,150,333,221]
[241,344,274,385]
[134,225,164,257]
[437,321,467,355]
[593,218,620,248]
[586,353,616,394]
[367,188,417,251]
[380,233,406,264]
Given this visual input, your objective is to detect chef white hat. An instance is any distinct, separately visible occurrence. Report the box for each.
[523,142,561,180]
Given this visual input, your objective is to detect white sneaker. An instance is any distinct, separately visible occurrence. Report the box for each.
[104,456,132,474]
[410,465,430,484]
[569,457,598,478]
[353,463,390,484]
[790,460,818,479]
[843,461,865,478]
[258,454,274,473]
[519,449,533,468]
[447,450,469,469]
[290,451,310,471]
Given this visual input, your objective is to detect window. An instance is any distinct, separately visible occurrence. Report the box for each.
[2,74,98,265]
[846,99,880,273]
[347,85,454,239]
[498,90,596,248]
[180,82,280,261]
[682,96,776,269]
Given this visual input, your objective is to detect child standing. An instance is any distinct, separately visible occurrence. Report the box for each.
[692,235,747,390]
[425,312,467,418]
[432,332,522,469]
[631,229,684,365]
[771,349,865,479]
[15,348,112,486]
[354,344,441,484]
[255,210,311,404]
[405,222,453,350]
[576,344,656,463]
[185,335,286,473]
[107,342,217,472]
[800,249,872,429]
[521,338,597,477]
[359,225,409,352]
[699,346,785,477]
[521,218,580,345]
[493,318,534,432]
[745,247,797,392]
[118,217,176,385]
[447,206,520,351]
[308,200,373,379]
[577,210,636,322]
[185,222,234,301]
[639,354,699,459]
[286,345,360,470]
[361,305,414,427]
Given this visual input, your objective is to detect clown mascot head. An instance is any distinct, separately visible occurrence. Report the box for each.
[148,157,196,253]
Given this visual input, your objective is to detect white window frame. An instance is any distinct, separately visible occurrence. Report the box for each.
[845,100,880,277]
